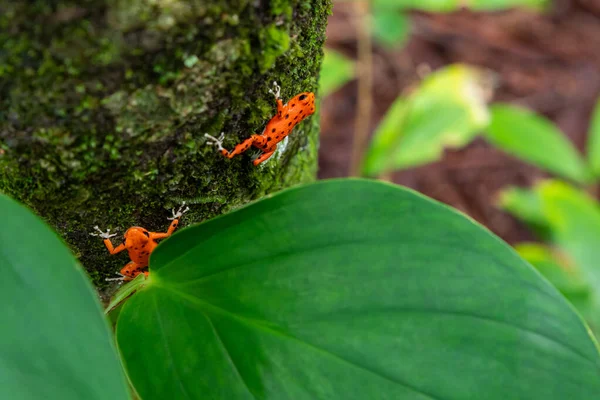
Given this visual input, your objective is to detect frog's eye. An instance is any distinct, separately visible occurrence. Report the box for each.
[142,230,150,238]
[298,94,307,101]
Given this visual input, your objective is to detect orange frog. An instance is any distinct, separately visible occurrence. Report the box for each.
[205,81,316,166]
[91,202,189,282]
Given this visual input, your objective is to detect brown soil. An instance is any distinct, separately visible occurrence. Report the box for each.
[319,1,600,245]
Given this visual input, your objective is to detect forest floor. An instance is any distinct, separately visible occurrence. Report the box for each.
[319,0,600,245]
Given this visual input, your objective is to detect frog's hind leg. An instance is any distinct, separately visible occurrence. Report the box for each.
[105,261,144,282]
[253,149,276,166]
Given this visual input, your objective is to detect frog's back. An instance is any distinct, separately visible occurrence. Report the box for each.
[263,92,316,145]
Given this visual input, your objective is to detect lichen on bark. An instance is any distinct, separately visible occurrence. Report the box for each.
[0,0,331,295]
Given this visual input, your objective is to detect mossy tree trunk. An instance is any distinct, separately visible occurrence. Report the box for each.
[0,0,330,295]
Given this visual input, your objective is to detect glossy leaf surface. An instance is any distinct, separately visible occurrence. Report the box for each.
[117,179,600,400]
[0,194,130,400]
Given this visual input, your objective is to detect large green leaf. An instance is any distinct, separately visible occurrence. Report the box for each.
[117,179,600,400]
[485,104,591,183]
[586,96,600,179]
[362,65,491,176]
[515,242,592,322]
[0,194,130,400]
[319,49,355,97]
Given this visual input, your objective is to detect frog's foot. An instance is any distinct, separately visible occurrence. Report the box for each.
[90,226,118,239]
[168,201,190,220]
[105,272,127,283]
[204,132,226,152]
[249,148,263,161]
[268,81,281,100]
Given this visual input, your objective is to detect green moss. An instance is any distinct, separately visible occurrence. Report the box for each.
[258,24,291,73]
[0,0,331,299]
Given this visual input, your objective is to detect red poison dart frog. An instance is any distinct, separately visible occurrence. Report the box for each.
[92,202,189,282]
[205,81,316,166]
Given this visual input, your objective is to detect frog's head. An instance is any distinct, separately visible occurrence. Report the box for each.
[296,92,315,107]
[124,226,150,247]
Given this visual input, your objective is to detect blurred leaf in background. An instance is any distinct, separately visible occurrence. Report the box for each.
[586,97,600,178]
[468,0,550,11]
[498,186,551,241]
[370,0,548,12]
[372,9,410,48]
[485,104,592,184]
[362,64,492,176]
[371,0,461,12]
[501,180,600,334]
[319,49,355,97]
[515,242,592,323]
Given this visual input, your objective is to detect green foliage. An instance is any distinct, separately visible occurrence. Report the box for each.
[0,194,130,400]
[485,104,592,184]
[468,94,600,337]
[371,0,549,12]
[372,11,410,48]
[469,0,549,10]
[371,0,461,12]
[116,179,600,399]
[319,49,355,96]
[498,186,551,240]
[515,242,592,322]
[105,273,149,315]
[587,96,600,178]
[362,64,490,176]
[501,180,600,333]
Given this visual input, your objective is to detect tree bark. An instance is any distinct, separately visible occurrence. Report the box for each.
[0,0,330,296]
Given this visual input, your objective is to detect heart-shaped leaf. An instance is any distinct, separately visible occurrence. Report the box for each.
[0,194,130,400]
[117,179,600,400]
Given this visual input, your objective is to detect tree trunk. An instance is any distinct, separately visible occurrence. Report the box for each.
[0,0,330,297]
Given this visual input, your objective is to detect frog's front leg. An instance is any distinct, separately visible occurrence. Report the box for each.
[269,81,285,117]
[91,226,125,255]
[151,202,190,239]
[205,133,267,159]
